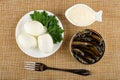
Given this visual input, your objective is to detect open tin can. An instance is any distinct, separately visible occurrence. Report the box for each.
[69,29,105,65]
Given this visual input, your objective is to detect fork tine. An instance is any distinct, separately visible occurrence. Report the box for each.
[24,65,35,68]
[25,61,35,63]
[24,65,35,70]
[24,61,36,71]
[25,61,36,64]
[25,63,35,66]
[25,62,35,66]
[24,67,35,70]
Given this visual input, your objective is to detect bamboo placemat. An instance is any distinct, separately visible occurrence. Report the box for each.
[0,0,120,80]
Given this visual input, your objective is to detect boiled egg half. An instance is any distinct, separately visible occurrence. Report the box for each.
[24,21,46,36]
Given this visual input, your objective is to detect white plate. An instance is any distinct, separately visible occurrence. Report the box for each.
[15,10,64,58]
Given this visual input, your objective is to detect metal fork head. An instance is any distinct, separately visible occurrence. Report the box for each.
[24,62,36,70]
[24,62,47,71]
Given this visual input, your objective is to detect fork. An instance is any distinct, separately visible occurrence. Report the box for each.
[24,62,91,76]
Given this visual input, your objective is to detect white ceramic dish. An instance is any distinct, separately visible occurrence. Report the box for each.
[65,4,103,27]
[15,10,64,58]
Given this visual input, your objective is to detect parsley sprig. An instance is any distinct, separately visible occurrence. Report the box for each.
[30,11,64,43]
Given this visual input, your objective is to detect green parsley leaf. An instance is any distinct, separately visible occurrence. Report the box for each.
[30,11,64,43]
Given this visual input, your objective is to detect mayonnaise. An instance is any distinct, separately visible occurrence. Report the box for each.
[65,4,103,26]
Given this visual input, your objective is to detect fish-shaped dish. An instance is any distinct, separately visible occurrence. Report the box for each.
[65,4,103,27]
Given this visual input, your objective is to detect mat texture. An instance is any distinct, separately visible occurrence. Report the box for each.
[0,0,120,80]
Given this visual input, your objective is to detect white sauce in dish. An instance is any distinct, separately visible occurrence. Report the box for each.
[38,33,53,53]
[24,21,46,36]
[65,4,103,26]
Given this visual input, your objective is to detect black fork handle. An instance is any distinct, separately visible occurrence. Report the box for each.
[47,67,91,76]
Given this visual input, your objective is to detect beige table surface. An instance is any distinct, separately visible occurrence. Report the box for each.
[0,0,120,80]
